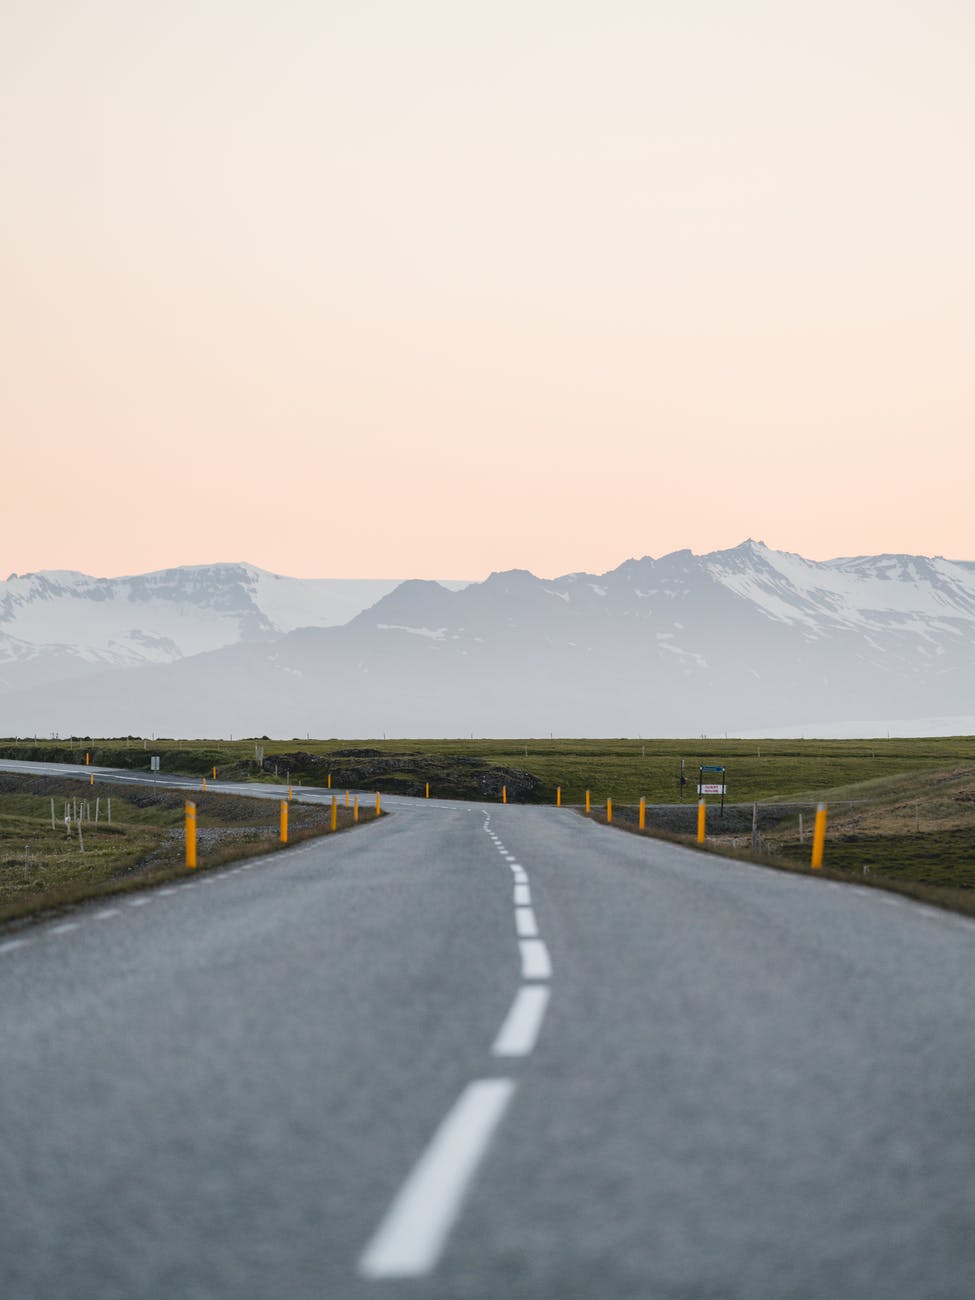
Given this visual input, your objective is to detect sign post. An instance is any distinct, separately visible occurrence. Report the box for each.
[697,765,727,815]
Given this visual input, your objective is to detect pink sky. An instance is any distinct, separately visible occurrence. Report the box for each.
[2,1,972,580]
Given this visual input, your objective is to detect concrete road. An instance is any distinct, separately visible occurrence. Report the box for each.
[2,761,975,1298]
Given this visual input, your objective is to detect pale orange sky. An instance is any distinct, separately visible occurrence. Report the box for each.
[1,0,972,580]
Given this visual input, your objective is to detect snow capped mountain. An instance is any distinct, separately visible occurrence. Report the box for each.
[1,544,973,737]
[0,564,466,693]
[704,541,975,630]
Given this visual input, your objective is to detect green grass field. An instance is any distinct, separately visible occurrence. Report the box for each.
[4,734,975,803]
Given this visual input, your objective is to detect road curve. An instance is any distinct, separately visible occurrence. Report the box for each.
[2,760,975,1298]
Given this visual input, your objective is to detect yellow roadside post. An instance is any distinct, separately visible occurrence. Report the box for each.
[327,773,332,789]
[185,801,197,867]
[811,802,828,868]
[556,787,561,807]
[606,797,613,824]
[212,766,216,780]
[353,796,359,823]
[89,772,94,786]
[288,785,293,801]
[639,797,646,830]
[425,782,430,799]
[280,800,288,843]
[331,796,338,832]
[202,777,207,792]
[585,789,591,813]
[375,791,381,816]
[502,785,507,804]
[345,789,350,808]
[85,752,89,765]
[697,800,706,843]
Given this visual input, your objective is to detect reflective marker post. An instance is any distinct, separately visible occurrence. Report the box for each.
[185,801,197,867]
[811,802,828,868]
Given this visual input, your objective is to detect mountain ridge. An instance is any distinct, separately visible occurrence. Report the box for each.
[1,543,972,737]
[0,564,469,693]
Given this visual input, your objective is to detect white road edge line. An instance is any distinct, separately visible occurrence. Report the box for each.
[492,985,551,1057]
[519,938,552,980]
[358,1078,517,1279]
[0,938,29,954]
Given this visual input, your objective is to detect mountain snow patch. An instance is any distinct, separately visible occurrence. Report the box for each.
[376,624,448,640]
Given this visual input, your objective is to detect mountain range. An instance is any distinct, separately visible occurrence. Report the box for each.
[0,565,467,693]
[2,544,973,738]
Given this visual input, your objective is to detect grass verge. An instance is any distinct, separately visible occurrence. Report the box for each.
[581,764,975,917]
[0,774,379,927]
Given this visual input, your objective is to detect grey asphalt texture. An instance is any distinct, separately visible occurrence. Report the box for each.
[2,762,975,1298]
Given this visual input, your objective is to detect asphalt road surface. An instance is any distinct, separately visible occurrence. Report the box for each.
[2,760,975,1298]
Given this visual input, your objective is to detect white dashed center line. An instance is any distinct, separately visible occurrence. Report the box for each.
[492,985,551,1057]
[360,808,555,1277]
[514,907,539,938]
[519,938,552,980]
[358,1078,517,1279]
